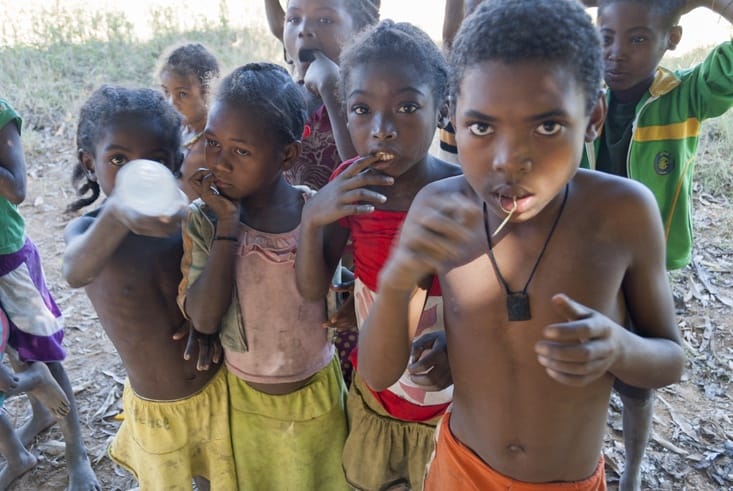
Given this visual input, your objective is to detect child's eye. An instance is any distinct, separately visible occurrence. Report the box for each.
[351,105,368,116]
[286,15,301,25]
[109,155,127,167]
[205,138,220,148]
[234,148,250,157]
[178,91,187,99]
[468,122,493,136]
[318,16,333,24]
[630,35,647,44]
[397,103,418,114]
[602,36,613,47]
[535,122,563,136]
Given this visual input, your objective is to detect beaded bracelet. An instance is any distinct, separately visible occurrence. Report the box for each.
[214,235,238,242]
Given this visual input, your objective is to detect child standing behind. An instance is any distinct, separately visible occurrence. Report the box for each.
[580,2,733,488]
[0,97,72,489]
[296,21,460,490]
[62,85,235,490]
[0,97,99,491]
[358,1,685,490]
[157,42,220,201]
[178,63,348,490]
[283,0,382,384]
[282,0,380,189]
[581,0,733,270]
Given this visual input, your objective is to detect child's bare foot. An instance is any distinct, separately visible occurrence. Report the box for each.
[25,363,70,418]
[0,366,18,392]
[67,456,101,491]
[0,449,37,490]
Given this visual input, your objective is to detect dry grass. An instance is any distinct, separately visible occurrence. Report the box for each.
[0,2,280,139]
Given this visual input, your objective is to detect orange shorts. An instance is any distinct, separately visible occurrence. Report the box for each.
[424,410,606,491]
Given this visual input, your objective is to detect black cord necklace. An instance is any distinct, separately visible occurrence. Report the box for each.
[483,184,569,322]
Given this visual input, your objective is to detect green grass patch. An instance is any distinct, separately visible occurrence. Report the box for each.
[0,4,280,139]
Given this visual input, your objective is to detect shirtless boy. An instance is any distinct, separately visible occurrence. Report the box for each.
[357,0,686,489]
[62,86,234,489]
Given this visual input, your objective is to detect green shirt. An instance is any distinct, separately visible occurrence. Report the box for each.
[596,97,636,178]
[0,98,26,255]
[582,40,733,270]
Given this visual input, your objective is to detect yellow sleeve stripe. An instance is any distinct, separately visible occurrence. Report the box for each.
[634,118,701,142]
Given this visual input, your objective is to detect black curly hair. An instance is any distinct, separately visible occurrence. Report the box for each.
[598,0,686,29]
[213,62,307,146]
[68,85,182,212]
[339,19,449,106]
[155,42,220,92]
[450,0,603,113]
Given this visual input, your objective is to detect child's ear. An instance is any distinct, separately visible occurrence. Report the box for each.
[667,25,682,51]
[585,91,607,142]
[78,149,97,182]
[282,140,302,171]
[437,102,451,130]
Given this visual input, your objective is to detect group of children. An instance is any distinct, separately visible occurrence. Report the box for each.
[0,0,731,489]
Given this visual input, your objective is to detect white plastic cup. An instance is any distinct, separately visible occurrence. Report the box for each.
[115,159,184,217]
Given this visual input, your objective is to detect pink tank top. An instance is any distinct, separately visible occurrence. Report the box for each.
[225,220,333,384]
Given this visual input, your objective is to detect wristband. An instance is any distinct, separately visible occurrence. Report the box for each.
[214,235,238,242]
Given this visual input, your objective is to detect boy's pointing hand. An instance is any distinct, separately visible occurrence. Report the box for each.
[534,293,622,387]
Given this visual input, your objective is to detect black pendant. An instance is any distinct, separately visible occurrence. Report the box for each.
[506,292,531,322]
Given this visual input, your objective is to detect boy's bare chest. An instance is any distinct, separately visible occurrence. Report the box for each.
[442,235,628,338]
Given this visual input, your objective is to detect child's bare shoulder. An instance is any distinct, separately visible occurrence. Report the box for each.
[573,169,660,222]
[576,168,655,199]
[63,213,96,242]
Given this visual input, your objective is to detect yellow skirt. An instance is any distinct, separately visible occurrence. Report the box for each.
[228,355,349,490]
[342,374,441,491]
[108,366,236,490]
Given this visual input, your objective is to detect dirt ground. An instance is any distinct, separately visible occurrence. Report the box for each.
[3,127,732,491]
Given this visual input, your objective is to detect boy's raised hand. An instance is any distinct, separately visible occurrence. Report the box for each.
[303,50,339,99]
[302,155,394,228]
[534,293,623,387]
[380,192,482,293]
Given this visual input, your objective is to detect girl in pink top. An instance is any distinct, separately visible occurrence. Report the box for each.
[179,63,348,490]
